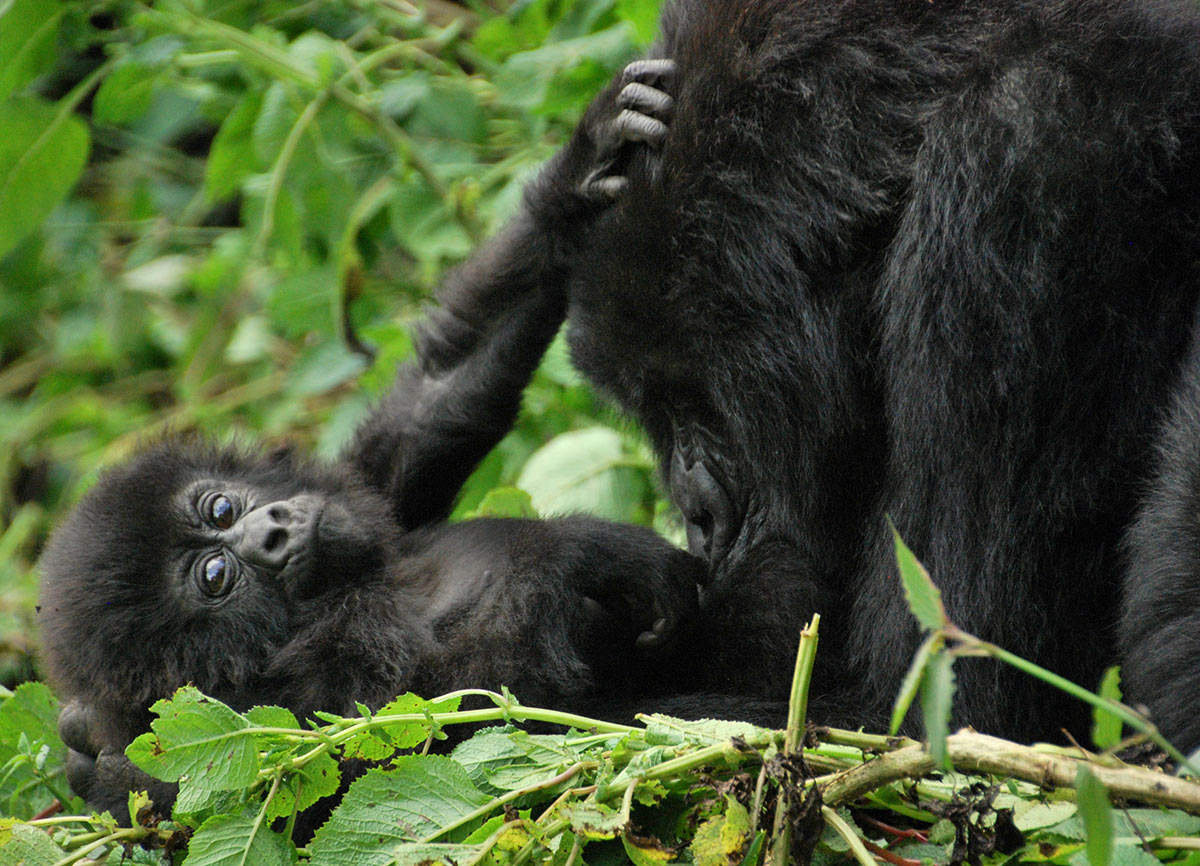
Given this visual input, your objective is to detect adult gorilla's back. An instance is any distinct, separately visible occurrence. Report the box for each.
[567,0,1200,743]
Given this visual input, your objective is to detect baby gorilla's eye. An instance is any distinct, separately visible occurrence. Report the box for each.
[207,494,235,530]
[200,553,233,597]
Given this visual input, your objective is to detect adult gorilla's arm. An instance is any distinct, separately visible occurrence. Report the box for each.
[349,61,674,531]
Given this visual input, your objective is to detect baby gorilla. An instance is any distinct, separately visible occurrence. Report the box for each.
[38,59,692,818]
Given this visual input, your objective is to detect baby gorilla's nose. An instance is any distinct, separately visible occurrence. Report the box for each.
[234,496,318,573]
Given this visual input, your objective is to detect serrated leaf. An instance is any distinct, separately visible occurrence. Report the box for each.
[244,705,301,731]
[342,693,461,760]
[286,752,339,816]
[890,522,947,631]
[307,757,490,866]
[562,800,625,840]
[690,796,750,866]
[125,687,259,791]
[0,819,63,864]
[921,651,955,770]
[0,683,61,752]
[0,95,89,260]
[1011,800,1077,832]
[640,715,772,747]
[1075,765,1113,866]
[1091,667,1124,750]
[0,0,61,101]
[183,808,292,866]
[891,632,942,735]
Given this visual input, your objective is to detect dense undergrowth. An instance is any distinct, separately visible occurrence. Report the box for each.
[3,545,1200,866]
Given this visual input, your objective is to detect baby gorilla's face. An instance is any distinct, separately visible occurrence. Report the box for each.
[37,439,399,732]
[172,480,379,607]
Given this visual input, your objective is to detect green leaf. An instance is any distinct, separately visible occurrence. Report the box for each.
[562,800,625,840]
[890,521,947,631]
[307,757,491,865]
[0,95,89,260]
[690,796,751,866]
[1091,667,1124,750]
[183,808,293,866]
[920,651,955,770]
[465,487,538,519]
[518,427,647,521]
[1075,765,1113,866]
[295,751,341,813]
[890,632,942,735]
[342,693,462,760]
[624,831,677,866]
[616,0,663,45]
[93,62,160,126]
[0,683,65,814]
[640,715,773,747]
[206,90,265,202]
[0,0,61,101]
[384,843,482,866]
[125,687,260,791]
[0,819,63,865]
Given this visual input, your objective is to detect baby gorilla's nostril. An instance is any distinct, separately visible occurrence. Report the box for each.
[263,527,287,553]
[268,504,290,522]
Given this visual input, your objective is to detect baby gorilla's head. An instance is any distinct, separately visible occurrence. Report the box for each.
[38,439,398,735]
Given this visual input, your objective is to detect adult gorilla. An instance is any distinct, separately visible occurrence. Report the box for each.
[566,0,1200,745]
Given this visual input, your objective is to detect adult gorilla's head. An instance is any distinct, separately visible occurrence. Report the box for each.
[38,439,398,731]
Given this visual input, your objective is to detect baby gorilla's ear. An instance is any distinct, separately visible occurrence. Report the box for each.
[265,441,300,466]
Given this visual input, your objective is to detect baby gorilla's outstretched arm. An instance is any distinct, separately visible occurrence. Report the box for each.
[350,60,675,531]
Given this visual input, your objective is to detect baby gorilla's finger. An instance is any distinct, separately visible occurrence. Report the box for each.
[615,109,670,149]
[621,58,677,88]
[617,82,675,120]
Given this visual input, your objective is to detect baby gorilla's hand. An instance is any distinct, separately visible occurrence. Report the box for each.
[581,545,704,650]
[555,518,705,656]
[58,700,179,821]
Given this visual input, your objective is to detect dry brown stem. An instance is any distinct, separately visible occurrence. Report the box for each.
[821,730,1200,813]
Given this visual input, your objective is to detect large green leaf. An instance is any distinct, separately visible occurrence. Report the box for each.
[183,809,293,866]
[0,95,89,260]
[0,0,61,101]
[518,427,647,521]
[307,757,491,866]
[125,687,260,790]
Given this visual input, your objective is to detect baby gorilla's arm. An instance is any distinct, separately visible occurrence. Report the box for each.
[348,61,675,531]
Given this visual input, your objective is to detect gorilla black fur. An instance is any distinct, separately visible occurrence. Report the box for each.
[566,0,1200,746]
[38,61,698,818]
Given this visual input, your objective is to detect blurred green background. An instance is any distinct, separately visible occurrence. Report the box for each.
[0,0,674,690]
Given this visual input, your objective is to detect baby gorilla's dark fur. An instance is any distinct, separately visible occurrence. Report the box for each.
[38,59,698,819]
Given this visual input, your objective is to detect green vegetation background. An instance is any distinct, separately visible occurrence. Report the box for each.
[0,0,673,690]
